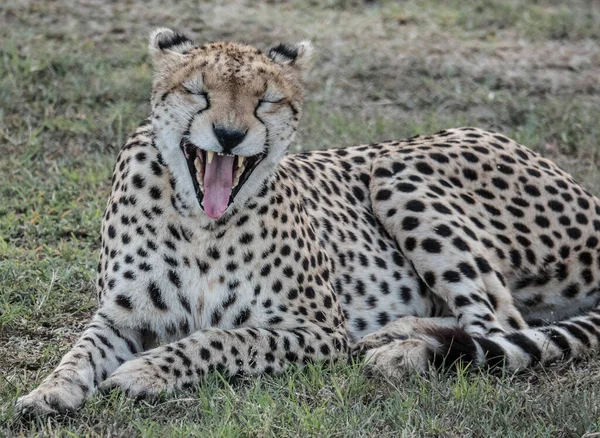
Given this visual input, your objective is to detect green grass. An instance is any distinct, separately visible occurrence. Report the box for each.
[1,0,600,436]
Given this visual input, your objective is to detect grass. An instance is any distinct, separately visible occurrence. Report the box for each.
[1,0,600,436]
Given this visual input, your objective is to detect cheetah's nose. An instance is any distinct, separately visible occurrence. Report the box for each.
[213,125,247,154]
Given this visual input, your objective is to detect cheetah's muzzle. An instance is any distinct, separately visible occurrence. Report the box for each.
[181,139,266,218]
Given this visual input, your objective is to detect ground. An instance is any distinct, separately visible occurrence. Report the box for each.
[1,0,600,436]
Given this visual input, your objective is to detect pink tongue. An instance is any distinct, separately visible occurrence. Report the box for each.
[203,154,235,219]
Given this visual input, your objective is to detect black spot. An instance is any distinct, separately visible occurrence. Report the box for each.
[148,282,168,310]
[435,224,452,237]
[234,308,251,326]
[586,236,598,248]
[452,237,470,252]
[396,182,417,193]
[207,246,220,259]
[374,167,392,177]
[547,200,564,212]
[404,237,417,251]
[535,216,550,228]
[458,262,478,279]
[561,283,580,298]
[200,348,211,360]
[402,216,420,231]
[524,185,540,197]
[577,197,590,210]
[507,206,524,218]
[149,186,162,199]
[461,152,479,163]
[115,295,133,310]
[475,257,492,274]
[491,177,508,190]
[392,162,406,174]
[377,312,390,326]
[443,270,461,283]
[375,189,392,201]
[514,223,531,234]
[474,189,495,200]
[462,168,478,181]
[132,174,145,189]
[239,233,254,245]
[455,295,471,307]
[135,152,147,162]
[483,204,501,216]
[406,200,426,212]
[429,153,449,163]
[432,203,452,215]
[575,213,588,225]
[566,227,582,240]
[168,270,181,288]
[540,234,554,248]
[579,252,593,266]
[422,238,442,253]
[416,162,434,175]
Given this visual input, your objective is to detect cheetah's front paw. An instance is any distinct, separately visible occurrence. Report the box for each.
[99,358,171,399]
[16,373,90,416]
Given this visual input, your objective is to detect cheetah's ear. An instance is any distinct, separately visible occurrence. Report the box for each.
[149,28,195,58]
[267,41,313,73]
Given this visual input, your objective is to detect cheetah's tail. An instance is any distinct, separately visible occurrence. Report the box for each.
[426,305,600,372]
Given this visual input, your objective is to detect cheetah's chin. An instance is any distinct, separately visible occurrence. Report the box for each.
[181,139,266,218]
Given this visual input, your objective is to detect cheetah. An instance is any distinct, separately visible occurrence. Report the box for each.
[17,28,600,416]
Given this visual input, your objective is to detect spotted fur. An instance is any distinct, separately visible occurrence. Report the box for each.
[17,29,600,416]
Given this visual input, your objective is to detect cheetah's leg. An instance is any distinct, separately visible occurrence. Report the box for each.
[371,173,526,337]
[16,312,142,416]
[100,325,347,399]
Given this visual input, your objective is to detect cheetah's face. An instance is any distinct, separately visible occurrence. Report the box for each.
[149,28,311,219]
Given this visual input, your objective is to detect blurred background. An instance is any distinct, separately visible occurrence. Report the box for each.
[1,0,600,435]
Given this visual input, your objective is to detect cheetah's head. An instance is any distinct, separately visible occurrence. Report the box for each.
[149,28,311,220]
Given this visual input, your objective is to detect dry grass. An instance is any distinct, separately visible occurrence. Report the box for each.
[1,0,600,436]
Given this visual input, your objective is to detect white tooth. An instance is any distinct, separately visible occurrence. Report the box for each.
[207,151,214,164]
[194,157,202,171]
[234,164,244,180]
[238,155,244,167]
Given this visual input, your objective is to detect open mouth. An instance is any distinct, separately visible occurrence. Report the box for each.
[181,139,266,219]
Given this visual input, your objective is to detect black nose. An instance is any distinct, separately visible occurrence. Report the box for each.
[213,125,247,154]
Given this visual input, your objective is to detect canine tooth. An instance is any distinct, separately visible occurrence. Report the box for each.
[236,164,245,178]
[238,155,244,167]
[207,151,214,164]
